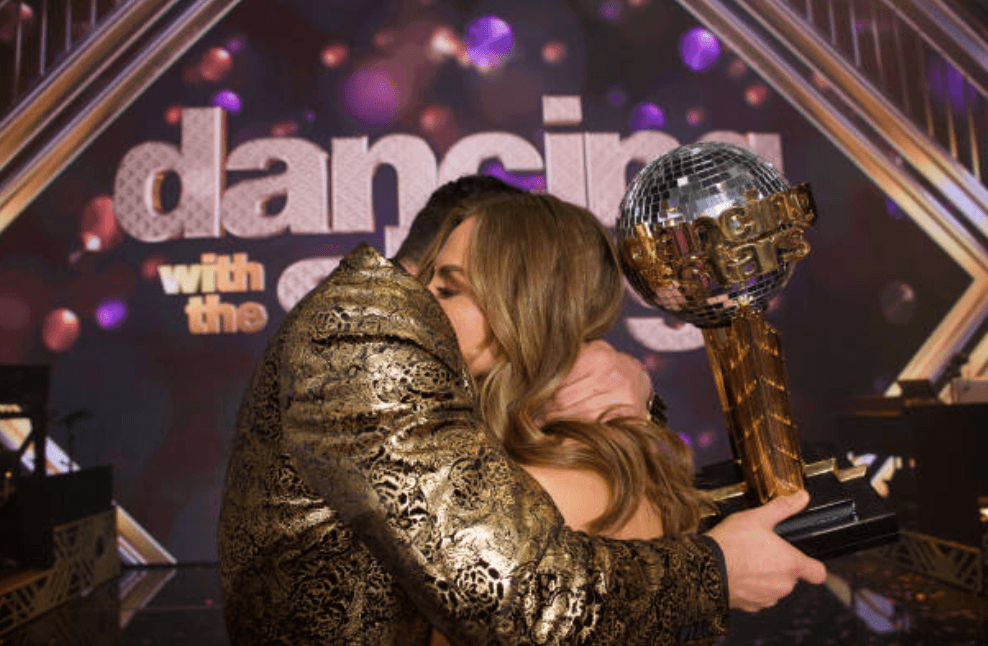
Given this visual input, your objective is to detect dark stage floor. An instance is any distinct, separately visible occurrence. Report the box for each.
[2,552,986,645]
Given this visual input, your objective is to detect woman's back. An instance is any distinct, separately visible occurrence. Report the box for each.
[422,192,704,645]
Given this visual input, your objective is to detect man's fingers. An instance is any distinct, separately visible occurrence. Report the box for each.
[758,491,827,585]
[755,489,811,527]
[797,555,828,585]
[543,340,652,424]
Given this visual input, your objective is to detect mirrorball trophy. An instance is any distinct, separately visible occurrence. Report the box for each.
[618,142,897,558]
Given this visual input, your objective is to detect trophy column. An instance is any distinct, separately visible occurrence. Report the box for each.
[703,307,803,504]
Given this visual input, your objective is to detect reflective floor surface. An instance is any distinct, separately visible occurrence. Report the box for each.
[1,552,986,645]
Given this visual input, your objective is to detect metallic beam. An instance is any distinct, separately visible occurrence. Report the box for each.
[0,0,246,236]
[674,0,988,386]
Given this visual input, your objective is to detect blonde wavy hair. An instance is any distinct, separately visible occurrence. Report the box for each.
[420,191,706,535]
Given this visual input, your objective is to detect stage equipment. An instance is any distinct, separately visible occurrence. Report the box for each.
[832,397,987,592]
[0,365,118,637]
[0,365,50,478]
[617,141,897,559]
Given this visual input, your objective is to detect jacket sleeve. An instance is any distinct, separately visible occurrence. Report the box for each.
[279,255,728,646]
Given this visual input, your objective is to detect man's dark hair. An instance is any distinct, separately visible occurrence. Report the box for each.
[393,174,524,267]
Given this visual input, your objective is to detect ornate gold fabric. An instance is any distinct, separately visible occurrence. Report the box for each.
[218,243,729,645]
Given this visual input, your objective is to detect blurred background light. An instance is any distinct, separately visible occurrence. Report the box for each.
[599,0,621,22]
[0,3,35,44]
[343,64,406,126]
[224,35,245,54]
[885,197,905,221]
[199,47,233,82]
[642,352,665,374]
[96,299,128,330]
[607,85,628,107]
[419,104,451,133]
[927,57,977,112]
[541,40,567,65]
[767,295,783,314]
[271,120,299,137]
[881,281,917,325]
[212,89,243,114]
[680,27,721,72]
[464,15,513,68]
[429,26,460,60]
[320,43,349,68]
[82,233,102,252]
[373,29,397,49]
[727,57,747,78]
[79,195,124,253]
[164,105,183,126]
[686,106,706,125]
[629,102,665,131]
[744,83,769,106]
[43,308,80,353]
[141,255,167,281]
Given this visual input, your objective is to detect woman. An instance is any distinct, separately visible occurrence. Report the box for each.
[419,191,707,540]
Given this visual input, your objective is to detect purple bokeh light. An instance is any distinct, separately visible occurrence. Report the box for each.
[680,27,721,72]
[343,66,404,126]
[480,160,546,192]
[885,197,905,220]
[211,89,242,114]
[464,15,514,68]
[853,19,872,34]
[607,85,628,107]
[599,0,621,21]
[96,298,127,330]
[225,36,245,54]
[927,57,976,112]
[629,102,665,131]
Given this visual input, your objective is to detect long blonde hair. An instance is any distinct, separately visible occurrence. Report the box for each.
[421,192,705,534]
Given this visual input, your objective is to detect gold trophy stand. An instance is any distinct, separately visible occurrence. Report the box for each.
[696,306,898,559]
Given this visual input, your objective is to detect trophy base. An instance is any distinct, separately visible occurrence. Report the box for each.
[698,457,899,560]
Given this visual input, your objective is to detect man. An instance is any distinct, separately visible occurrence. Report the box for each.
[218,175,825,645]
[392,174,524,275]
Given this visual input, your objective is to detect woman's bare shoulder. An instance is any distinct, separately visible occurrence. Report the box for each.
[520,464,663,539]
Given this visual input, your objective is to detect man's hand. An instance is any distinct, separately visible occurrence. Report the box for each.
[539,340,652,425]
[705,490,827,612]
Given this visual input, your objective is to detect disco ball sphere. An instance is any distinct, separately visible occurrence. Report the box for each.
[617,141,815,328]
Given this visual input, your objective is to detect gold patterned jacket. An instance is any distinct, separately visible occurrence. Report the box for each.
[218,244,729,645]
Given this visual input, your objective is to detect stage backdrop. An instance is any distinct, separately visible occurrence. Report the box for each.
[0,0,969,561]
